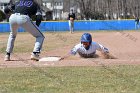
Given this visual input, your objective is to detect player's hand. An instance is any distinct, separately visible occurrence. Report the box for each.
[60,53,72,60]
[102,53,117,59]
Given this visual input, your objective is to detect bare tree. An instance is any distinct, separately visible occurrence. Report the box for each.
[75,0,140,20]
[75,0,93,19]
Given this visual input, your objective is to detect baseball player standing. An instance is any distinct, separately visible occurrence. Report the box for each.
[135,17,139,30]
[70,33,116,59]
[4,0,45,61]
[68,9,75,33]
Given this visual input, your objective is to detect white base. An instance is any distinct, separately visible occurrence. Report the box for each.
[39,57,62,62]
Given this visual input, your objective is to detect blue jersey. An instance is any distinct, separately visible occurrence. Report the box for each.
[14,0,39,17]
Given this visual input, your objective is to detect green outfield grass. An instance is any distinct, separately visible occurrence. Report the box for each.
[0,66,140,93]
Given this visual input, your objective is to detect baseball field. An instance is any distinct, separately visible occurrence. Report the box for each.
[0,31,140,93]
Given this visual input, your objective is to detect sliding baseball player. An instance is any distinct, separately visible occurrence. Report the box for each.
[70,33,116,59]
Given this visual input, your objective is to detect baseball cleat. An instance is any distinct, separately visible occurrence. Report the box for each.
[4,55,10,61]
[30,53,40,61]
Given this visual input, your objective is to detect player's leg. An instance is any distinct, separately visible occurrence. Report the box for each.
[68,20,72,33]
[22,16,45,61]
[24,20,45,53]
[135,22,136,29]
[5,14,18,61]
[71,21,74,33]
[135,22,139,30]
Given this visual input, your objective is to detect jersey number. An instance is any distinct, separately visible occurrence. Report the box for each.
[17,1,33,7]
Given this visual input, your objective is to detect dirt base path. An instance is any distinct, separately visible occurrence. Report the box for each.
[0,31,140,68]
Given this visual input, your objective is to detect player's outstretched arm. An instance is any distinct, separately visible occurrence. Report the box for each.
[101,52,117,59]
[96,43,117,59]
[61,45,78,60]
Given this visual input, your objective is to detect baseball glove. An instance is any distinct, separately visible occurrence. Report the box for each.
[4,4,15,15]
[4,6,12,14]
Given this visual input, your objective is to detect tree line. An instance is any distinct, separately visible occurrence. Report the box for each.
[0,0,140,21]
[72,0,140,20]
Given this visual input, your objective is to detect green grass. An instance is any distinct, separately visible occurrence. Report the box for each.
[0,66,140,93]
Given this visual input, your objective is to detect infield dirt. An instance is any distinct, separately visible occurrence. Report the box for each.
[0,31,140,67]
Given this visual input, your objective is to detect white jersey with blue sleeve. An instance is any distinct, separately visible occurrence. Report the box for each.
[71,42,109,58]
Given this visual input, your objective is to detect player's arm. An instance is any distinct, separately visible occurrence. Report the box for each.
[96,43,116,59]
[70,45,79,55]
[36,8,42,27]
[34,0,42,27]
[4,4,15,17]
[60,44,79,60]
[73,13,76,20]
[68,14,70,20]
